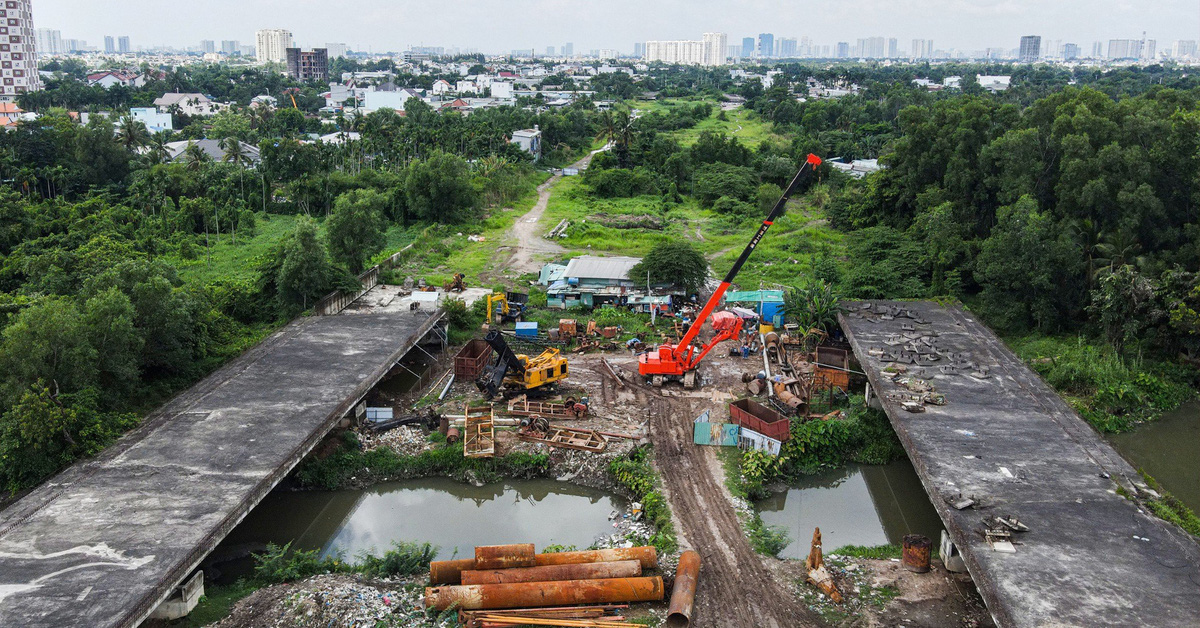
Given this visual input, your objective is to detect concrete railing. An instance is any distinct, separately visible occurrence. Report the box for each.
[312,247,413,316]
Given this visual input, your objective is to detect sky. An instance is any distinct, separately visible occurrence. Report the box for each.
[31,0,1200,54]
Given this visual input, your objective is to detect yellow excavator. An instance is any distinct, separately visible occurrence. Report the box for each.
[476,330,569,399]
[486,292,527,325]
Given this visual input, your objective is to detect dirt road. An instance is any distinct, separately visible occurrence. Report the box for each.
[504,146,608,275]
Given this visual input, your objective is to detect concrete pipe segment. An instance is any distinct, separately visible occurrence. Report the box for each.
[460,560,642,585]
[425,576,666,610]
[666,550,701,627]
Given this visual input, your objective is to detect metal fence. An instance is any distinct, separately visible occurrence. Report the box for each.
[312,248,412,316]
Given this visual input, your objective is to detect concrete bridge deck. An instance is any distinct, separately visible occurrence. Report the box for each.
[839,301,1200,628]
[0,309,443,628]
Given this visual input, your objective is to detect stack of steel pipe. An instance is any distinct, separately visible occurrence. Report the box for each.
[426,544,664,614]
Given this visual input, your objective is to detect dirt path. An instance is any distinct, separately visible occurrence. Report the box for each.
[504,146,608,275]
[646,390,817,627]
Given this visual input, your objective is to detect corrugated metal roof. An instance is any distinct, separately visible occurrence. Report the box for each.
[563,256,641,281]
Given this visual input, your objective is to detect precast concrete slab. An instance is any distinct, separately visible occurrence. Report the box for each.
[0,310,442,628]
[840,301,1200,628]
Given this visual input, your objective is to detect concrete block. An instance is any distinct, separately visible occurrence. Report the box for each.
[940,530,967,573]
[150,571,204,620]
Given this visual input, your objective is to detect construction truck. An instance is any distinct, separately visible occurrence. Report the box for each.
[486,292,528,325]
[638,154,823,389]
[476,330,569,399]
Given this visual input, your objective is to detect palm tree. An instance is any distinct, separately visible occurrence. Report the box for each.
[595,110,616,147]
[1069,218,1109,290]
[116,116,151,153]
[183,141,209,172]
[146,132,171,165]
[220,136,249,212]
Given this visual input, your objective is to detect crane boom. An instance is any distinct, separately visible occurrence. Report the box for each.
[639,154,822,383]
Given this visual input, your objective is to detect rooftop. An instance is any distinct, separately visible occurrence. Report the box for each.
[562,255,641,281]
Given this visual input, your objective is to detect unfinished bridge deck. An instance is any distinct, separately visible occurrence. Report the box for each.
[839,301,1200,627]
[0,309,443,628]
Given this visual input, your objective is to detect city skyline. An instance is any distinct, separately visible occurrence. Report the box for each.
[30,0,1200,56]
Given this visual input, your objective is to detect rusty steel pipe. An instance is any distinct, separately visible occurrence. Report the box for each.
[666,550,701,627]
[430,546,659,585]
[461,559,642,585]
[534,547,658,570]
[902,534,932,573]
[425,576,665,611]
[475,544,537,570]
[430,558,476,585]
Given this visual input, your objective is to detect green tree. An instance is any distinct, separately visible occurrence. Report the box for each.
[276,216,333,309]
[0,383,81,491]
[82,288,144,395]
[976,196,1083,331]
[784,280,843,334]
[629,241,709,296]
[115,116,151,153]
[404,151,480,224]
[325,189,388,274]
[0,299,98,401]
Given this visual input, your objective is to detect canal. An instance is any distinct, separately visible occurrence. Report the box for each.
[208,478,629,582]
[755,460,944,559]
[1110,400,1200,512]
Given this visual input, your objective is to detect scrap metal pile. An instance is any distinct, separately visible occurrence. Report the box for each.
[425,544,701,627]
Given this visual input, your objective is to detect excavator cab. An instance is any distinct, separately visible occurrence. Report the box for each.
[486,291,528,325]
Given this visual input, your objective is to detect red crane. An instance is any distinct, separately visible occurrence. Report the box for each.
[638,154,823,388]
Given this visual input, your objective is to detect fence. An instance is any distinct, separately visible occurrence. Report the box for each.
[312,247,413,316]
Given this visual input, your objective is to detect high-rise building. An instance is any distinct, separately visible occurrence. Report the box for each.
[36,28,61,55]
[911,39,933,59]
[221,40,240,55]
[286,47,328,81]
[1092,41,1104,58]
[0,0,41,99]
[1019,35,1041,62]
[104,36,115,54]
[836,42,849,58]
[857,37,885,58]
[564,42,574,57]
[1143,39,1156,60]
[1108,39,1140,59]
[1174,40,1198,58]
[118,36,130,53]
[727,45,741,60]
[887,38,898,58]
[741,37,755,58]
[757,33,774,58]
[702,32,727,65]
[778,37,797,58]
[255,29,293,63]
[1063,43,1080,60]
[200,40,215,54]
[633,42,645,57]
[325,42,348,58]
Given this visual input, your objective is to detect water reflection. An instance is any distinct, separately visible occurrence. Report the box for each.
[755,461,944,559]
[1111,401,1200,512]
[214,478,628,580]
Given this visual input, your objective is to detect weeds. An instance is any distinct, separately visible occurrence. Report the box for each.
[294,440,550,490]
[1141,472,1200,537]
[609,446,678,554]
[830,544,903,560]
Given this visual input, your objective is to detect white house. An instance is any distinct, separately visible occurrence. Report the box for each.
[153,93,226,116]
[432,79,452,96]
[943,76,963,89]
[87,70,145,89]
[363,90,422,113]
[491,81,514,99]
[976,75,1012,92]
[456,80,478,93]
[131,107,173,133]
[510,126,542,160]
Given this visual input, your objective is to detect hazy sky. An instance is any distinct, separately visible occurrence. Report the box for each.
[32,0,1200,54]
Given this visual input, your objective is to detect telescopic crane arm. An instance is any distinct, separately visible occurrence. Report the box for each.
[639,154,823,379]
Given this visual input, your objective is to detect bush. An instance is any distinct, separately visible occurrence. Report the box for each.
[609,447,678,553]
[253,542,343,584]
[693,163,757,207]
[356,541,438,577]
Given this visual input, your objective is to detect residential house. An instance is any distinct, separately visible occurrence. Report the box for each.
[164,139,261,165]
[86,70,144,89]
[510,126,542,159]
[153,93,226,116]
[976,75,1012,92]
[431,79,452,96]
[439,98,473,113]
[0,103,23,129]
[131,107,173,133]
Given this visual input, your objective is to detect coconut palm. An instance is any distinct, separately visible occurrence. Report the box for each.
[182,141,209,172]
[220,136,250,209]
[146,132,171,165]
[115,116,151,153]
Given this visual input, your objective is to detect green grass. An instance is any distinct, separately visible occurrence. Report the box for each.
[630,98,785,147]
[179,580,260,627]
[1141,472,1200,537]
[166,213,302,285]
[831,544,903,560]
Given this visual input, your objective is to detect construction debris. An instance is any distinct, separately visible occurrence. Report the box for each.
[804,527,843,603]
[666,550,701,627]
[463,405,496,458]
[517,419,608,453]
[431,547,659,585]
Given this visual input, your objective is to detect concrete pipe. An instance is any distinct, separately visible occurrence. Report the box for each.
[475,544,536,570]
[461,560,641,585]
[425,576,665,611]
[534,546,659,570]
[666,550,701,627]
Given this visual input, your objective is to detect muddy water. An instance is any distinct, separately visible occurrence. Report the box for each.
[755,461,944,558]
[1110,400,1200,512]
[211,478,628,581]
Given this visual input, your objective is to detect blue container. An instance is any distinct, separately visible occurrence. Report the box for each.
[514,322,539,338]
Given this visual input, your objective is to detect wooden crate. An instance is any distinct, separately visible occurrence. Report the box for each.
[463,405,495,458]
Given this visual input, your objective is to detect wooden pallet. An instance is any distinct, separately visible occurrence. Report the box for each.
[517,425,607,453]
[463,405,495,458]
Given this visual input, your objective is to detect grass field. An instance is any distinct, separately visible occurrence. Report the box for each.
[630,99,785,148]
